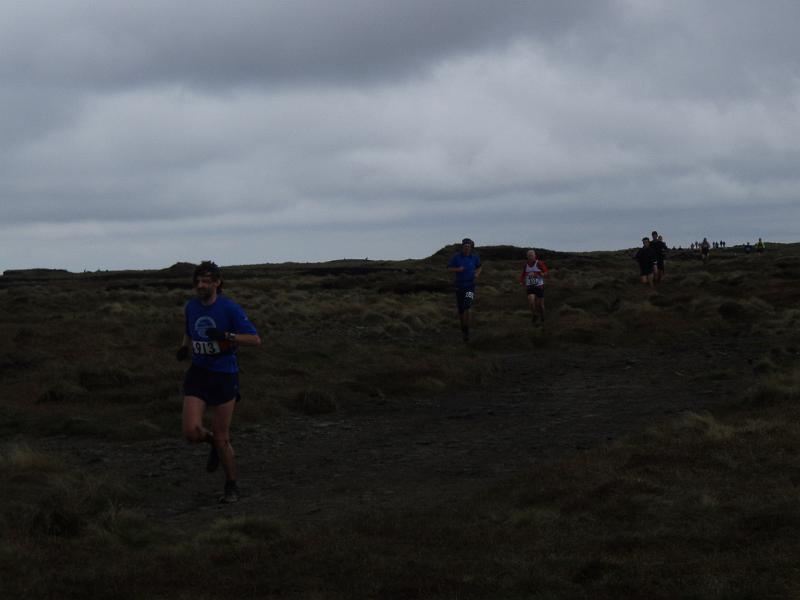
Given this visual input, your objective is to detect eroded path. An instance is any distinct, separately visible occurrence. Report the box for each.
[35,326,771,528]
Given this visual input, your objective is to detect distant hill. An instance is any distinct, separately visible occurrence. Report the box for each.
[430,244,585,261]
[4,242,798,280]
[2,268,71,279]
[160,262,197,277]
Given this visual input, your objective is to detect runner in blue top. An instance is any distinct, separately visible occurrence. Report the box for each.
[447,238,482,342]
[176,261,261,504]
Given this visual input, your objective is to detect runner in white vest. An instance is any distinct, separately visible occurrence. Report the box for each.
[518,249,549,324]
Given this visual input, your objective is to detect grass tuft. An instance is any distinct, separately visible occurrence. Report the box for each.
[743,371,800,407]
[285,388,338,415]
[0,443,63,474]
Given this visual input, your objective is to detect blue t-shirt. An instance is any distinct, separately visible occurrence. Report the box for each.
[447,253,481,288]
[184,295,258,373]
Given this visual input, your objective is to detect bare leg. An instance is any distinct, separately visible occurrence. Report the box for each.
[459,310,471,340]
[210,399,237,482]
[182,396,211,443]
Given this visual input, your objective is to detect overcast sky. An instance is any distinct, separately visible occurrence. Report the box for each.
[1,0,798,271]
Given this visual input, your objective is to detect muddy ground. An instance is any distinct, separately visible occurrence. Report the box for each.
[36,321,772,528]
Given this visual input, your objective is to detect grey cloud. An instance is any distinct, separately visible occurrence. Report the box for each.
[0,1,610,89]
[0,87,84,150]
[552,1,800,101]
[2,0,800,271]
[3,2,800,97]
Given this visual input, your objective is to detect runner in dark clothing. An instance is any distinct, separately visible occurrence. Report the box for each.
[634,238,656,288]
[650,231,667,283]
[700,237,710,264]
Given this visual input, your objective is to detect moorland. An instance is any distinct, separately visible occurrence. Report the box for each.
[1,242,799,599]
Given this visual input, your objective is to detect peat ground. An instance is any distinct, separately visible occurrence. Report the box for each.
[37,332,761,527]
[2,243,799,598]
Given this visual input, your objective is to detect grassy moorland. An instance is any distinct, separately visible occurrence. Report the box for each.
[1,243,799,599]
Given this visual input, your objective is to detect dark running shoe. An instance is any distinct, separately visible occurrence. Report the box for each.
[219,481,239,504]
[206,445,220,473]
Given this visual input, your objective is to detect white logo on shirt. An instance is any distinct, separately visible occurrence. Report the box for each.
[194,316,217,338]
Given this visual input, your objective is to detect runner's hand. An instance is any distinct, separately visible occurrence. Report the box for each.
[175,346,189,361]
[204,328,226,342]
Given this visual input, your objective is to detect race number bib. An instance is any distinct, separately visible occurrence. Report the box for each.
[526,274,544,287]
[462,290,475,309]
[192,340,221,355]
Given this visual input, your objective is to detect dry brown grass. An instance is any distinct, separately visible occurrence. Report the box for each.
[2,243,800,597]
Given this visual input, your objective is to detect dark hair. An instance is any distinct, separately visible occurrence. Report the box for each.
[642,237,649,243]
[193,260,223,290]
[652,231,658,237]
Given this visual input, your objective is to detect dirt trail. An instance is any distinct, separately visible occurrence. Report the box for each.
[37,329,766,528]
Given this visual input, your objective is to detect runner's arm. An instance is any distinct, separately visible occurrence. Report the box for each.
[176,334,191,361]
[205,328,261,347]
[446,255,462,272]
[217,303,262,347]
[231,333,261,346]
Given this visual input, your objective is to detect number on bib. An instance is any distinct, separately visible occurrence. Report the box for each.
[192,340,221,355]
[526,275,544,287]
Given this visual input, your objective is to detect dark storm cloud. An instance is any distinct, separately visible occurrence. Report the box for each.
[6,0,800,98]
[0,1,609,89]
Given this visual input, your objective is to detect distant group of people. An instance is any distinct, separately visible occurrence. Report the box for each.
[691,239,726,250]
[635,235,769,280]
[746,238,767,254]
[689,237,766,257]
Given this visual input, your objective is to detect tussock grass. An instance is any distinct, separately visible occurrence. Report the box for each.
[284,388,338,415]
[1,444,135,541]
[678,411,738,441]
[3,245,800,597]
[36,380,88,404]
[742,367,800,407]
[680,271,714,288]
[0,443,62,473]
[12,384,800,599]
[7,247,789,431]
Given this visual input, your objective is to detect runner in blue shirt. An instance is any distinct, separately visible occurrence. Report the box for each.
[447,238,482,342]
[176,261,261,504]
